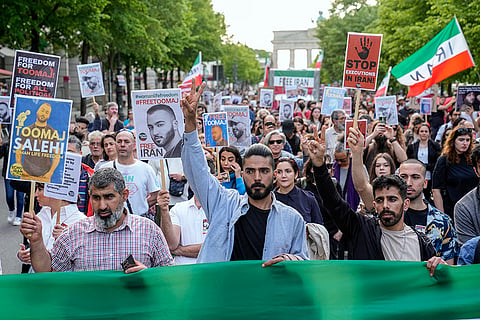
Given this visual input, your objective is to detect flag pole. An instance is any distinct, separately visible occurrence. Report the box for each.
[159,159,167,191]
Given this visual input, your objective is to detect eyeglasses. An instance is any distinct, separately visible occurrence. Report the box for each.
[264,122,275,127]
[268,139,284,145]
[457,128,473,135]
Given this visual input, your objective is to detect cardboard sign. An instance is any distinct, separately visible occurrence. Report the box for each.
[131,89,183,160]
[203,112,228,147]
[420,98,432,115]
[44,152,82,202]
[374,95,398,125]
[260,89,274,108]
[77,62,105,98]
[8,95,72,184]
[321,87,347,115]
[345,119,367,150]
[10,50,61,109]
[343,33,383,91]
[343,97,352,116]
[224,106,251,148]
[279,99,294,122]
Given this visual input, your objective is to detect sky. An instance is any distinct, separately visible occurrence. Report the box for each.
[211,0,332,69]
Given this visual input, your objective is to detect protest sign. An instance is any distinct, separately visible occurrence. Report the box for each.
[203,90,213,106]
[279,99,294,122]
[269,69,320,100]
[321,87,347,115]
[260,89,274,108]
[456,85,480,111]
[117,75,126,86]
[8,95,71,184]
[44,152,81,202]
[231,95,242,105]
[343,97,352,116]
[203,112,228,147]
[212,93,222,112]
[285,86,298,99]
[224,106,251,148]
[345,119,367,150]
[131,89,183,160]
[77,62,105,98]
[420,98,432,115]
[343,33,383,91]
[221,96,231,106]
[10,50,61,108]
[374,95,398,125]
[0,96,12,124]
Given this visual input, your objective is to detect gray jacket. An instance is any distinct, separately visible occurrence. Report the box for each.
[454,186,480,246]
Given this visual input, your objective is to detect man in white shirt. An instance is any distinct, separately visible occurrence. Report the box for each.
[157,190,208,265]
[325,110,346,159]
[102,130,160,217]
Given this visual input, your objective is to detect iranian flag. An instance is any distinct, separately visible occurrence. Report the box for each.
[314,50,324,69]
[391,17,474,97]
[263,58,270,86]
[375,66,391,97]
[179,52,203,94]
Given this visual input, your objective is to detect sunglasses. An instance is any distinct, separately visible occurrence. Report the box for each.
[264,121,275,127]
[457,128,473,135]
[268,139,284,145]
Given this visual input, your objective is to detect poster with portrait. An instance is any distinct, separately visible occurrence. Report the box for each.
[231,95,242,105]
[260,89,274,108]
[285,86,298,99]
[203,112,229,147]
[343,97,352,116]
[279,99,294,122]
[212,93,222,113]
[203,90,213,106]
[420,98,432,115]
[224,106,251,148]
[9,50,61,110]
[44,152,81,202]
[131,89,183,160]
[374,95,398,125]
[321,87,347,115]
[7,95,72,185]
[221,96,231,106]
[456,85,480,111]
[77,62,105,98]
[0,96,12,124]
[345,119,367,150]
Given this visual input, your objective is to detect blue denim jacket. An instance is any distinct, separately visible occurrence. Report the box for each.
[182,131,309,263]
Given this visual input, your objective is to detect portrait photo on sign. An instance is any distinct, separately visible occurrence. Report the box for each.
[260,89,274,108]
[7,95,72,185]
[77,62,105,98]
[131,89,183,160]
[225,106,251,148]
[203,112,229,147]
[0,96,12,124]
[279,99,294,122]
[374,95,398,125]
[322,87,347,115]
[456,85,480,111]
[420,98,432,115]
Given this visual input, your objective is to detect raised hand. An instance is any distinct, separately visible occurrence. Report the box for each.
[181,79,206,133]
[355,36,372,60]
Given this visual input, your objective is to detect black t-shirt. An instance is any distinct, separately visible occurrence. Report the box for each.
[404,207,428,234]
[230,203,270,261]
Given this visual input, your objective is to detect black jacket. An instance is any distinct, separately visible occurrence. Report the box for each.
[313,164,436,260]
[406,140,441,173]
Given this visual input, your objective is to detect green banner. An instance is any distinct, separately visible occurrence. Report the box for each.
[1,260,480,319]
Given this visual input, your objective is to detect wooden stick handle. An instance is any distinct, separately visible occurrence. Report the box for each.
[160,159,167,191]
[353,88,361,129]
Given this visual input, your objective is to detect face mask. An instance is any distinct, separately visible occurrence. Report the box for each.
[298,103,305,109]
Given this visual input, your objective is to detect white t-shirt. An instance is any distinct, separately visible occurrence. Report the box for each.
[170,198,208,265]
[149,158,189,206]
[381,224,421,261]
[325,126,341,159]
[103,160,160,215]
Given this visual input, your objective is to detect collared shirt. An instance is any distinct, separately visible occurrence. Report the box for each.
[51,214,173,271]
[37,204,86,251]
[458,236,480,265]
[182,130,309,263]
[170,198,208,265]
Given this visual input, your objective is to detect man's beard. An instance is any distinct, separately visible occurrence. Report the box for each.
[375,135,388,151]
[378,205,403,228]
[246,180,274,200]
[94,203,125,229]
[153,126,175,148]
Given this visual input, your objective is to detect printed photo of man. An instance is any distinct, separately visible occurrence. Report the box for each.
[147,104,183,158]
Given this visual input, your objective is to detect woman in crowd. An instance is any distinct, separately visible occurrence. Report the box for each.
[274,157,323,224]
[407,123,441,202]
[123,110,134,130]
[293,117,308,139]
[308,106,322,132]
[218,146,245,195]
[94,133,117,170]
[196,117,204,135]
[433,125,478,219]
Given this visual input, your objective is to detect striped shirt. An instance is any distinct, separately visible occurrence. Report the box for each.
[51,213,173,271]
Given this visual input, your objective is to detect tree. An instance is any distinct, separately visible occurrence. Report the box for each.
[221,43,263,88]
